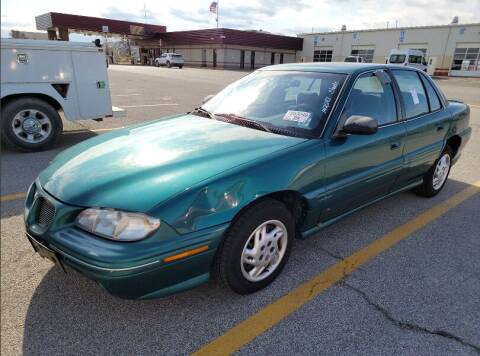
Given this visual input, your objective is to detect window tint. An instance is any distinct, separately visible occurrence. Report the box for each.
[391,70,429,119]
[420,75,441,111]
[408,55,423,64]
[343,72,397,125]
[389,54,406,63]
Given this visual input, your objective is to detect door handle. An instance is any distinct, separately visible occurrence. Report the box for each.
[436,126,444,131]
[390,142,401,150]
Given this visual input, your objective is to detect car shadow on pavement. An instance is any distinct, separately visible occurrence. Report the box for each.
[20,179,476,355]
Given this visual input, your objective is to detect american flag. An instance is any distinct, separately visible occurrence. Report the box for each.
[209,1,217,14]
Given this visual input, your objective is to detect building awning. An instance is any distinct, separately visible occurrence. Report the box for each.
[35,12,166,36]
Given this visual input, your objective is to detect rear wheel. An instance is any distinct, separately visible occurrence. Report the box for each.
[1,97,62,151]
[215,199,294,294]
[167,61,171,68]
[414,146,452,197]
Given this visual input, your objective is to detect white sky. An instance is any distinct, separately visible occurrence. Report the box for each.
[1,0,479,39]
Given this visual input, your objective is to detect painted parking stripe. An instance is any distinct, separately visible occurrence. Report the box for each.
[193,180,480,356]
[111,93,141,96]
[63,127,123,134]
[0,192,27,202]
[119,103,179,108]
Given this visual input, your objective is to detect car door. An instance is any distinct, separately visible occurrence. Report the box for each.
[319,70,407,222]
[391,69,451,187]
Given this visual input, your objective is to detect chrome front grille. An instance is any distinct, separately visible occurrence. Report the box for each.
[35,197,55,227]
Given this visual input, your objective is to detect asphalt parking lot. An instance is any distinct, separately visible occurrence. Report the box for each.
[1,65,479,355]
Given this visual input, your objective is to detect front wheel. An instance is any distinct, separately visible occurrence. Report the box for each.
[215,199,294,294]
[414,147,452,197]
[1,98,63,151]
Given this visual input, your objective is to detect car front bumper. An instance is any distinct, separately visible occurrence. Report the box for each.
[24,182,228,300]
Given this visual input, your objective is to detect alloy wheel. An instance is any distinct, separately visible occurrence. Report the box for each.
[240,220,288,282]
[432,153,451,190]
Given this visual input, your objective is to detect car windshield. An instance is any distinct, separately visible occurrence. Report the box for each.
[345,57,358,62]
[201,70,347,138]
[389,54,406,63]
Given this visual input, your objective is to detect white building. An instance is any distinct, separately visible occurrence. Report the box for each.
[298,22,480,77]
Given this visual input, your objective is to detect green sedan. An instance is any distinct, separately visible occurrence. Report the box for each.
[24,63,471,299]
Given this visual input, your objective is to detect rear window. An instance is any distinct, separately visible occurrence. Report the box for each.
[392,70,429,119]
[172,55,183,58]
[389,54,406,63]
[420,75,442,112]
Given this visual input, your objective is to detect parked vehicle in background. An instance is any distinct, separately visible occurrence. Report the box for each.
[155,53,184,68]
[24,63,470,299]
[388,49,427,72]
[344,56,364,63]
[0,39,125,151]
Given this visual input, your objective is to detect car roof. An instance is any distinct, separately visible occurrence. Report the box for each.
[261,62,415,75]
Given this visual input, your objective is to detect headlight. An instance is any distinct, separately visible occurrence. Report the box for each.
[76,208,160,241]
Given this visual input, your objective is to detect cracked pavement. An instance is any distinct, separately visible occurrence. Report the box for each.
[1,67,479,355]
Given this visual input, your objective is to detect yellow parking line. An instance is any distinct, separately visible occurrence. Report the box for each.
[0,192,27,202]
[193,180,480,356]
[63,127,123,134]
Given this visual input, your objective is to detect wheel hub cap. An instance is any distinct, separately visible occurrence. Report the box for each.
[240,220,288,282]
[432,153,451,190]
[22,117,41,134]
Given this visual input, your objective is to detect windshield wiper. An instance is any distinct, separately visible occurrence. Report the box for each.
[192,107,216,120]
[215,113,273,133]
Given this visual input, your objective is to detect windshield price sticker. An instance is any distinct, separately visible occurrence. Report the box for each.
[283,110,312,126]
[410,87,420,105]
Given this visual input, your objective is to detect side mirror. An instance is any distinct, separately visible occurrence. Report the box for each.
[341,115,378,135]
[202,94,215,104]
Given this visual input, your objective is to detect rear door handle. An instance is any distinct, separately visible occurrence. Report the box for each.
[390,142,401,150]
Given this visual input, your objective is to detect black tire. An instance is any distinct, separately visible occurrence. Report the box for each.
[414,146,453,197]
[179,65,183,69]
[215,199,294,294]
[1,97,63,152]
[167,61,171,68]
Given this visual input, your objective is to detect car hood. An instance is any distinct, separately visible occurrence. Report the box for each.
[40,114,306,211]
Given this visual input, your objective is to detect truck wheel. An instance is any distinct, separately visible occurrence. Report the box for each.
[167,61,171,68]
[1,98,63,152]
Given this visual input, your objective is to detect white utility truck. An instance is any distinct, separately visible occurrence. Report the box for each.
[1,39,125,151]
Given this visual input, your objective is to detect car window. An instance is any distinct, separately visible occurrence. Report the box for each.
[408,55,423,64]
[389,54,406,63]
[202,71,347,137]
[391,70,429,119]
[343,72,397,126]
[420,75,441,112]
